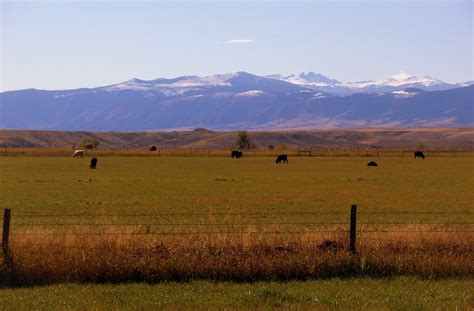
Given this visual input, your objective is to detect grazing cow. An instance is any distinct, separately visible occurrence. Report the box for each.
[275,154,288,164]
[90,157,98,169]
[73,150,84,158]
[367,161,378,167]
[150,146,157,151]
[231,150,243,159]
[414,151,425,159]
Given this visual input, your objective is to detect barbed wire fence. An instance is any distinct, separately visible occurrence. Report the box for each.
[2,206,474,256]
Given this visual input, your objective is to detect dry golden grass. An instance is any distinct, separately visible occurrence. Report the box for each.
[1,127,473,149]
[2,225,472,285]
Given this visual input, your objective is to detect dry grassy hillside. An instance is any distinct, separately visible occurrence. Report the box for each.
[0,127,473,149]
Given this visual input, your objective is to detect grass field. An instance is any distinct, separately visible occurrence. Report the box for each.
[0,277,473,310]
[1,155,473,216]
[0,154,473,307]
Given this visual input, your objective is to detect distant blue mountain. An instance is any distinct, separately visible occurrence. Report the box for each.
[298,72,340,84]
[0,72,472,131]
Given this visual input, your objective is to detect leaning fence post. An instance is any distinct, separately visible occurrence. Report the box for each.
[350,205,357,254]
[2,209,11,258]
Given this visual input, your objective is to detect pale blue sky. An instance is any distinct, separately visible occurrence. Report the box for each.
[1,0,472,91]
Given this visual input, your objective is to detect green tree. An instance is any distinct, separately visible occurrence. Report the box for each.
[268,144,274,150]
[234,131,252,150]
[81,137,100,149]
[279,143,287,151]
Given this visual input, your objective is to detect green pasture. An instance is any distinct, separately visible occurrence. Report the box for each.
[0,277,472,310]
[0,155,473,309]
[0,156,472,223]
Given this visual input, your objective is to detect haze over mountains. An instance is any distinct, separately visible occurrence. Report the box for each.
[0,72,472,131]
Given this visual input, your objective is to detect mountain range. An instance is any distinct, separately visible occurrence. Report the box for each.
[268,72,472,94]
[0,72,472,131]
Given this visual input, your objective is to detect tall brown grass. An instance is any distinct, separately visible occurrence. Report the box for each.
[1,226,473,286]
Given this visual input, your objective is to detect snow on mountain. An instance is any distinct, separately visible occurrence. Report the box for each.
[103,73,239,95]
[268,72,339,87]
[344,73,444,89]
[103,71,464,96]
[235,90,266,97]
[268,72,464,94]
[0,72,472,131]
[281,75,316,85]
[391,90,417,98]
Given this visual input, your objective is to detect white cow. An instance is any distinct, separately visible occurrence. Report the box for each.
[73,150,85,158]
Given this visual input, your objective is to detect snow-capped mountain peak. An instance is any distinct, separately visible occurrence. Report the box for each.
[102,71,463,95]
[338,73,454,93]
[103,73,243,93]
[267,71,462,94]
[381,73,442,87]
[267,72,340,87]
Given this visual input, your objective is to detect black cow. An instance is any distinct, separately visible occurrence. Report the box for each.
[231,150,243,159]
[414,151,425,159]
[367,161,378,167]
[275,154,288,164]
[90,157,98,169]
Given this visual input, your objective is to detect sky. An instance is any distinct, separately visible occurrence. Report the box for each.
[1,0,472,91]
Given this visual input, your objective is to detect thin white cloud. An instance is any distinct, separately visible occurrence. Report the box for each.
[225,39,253,44]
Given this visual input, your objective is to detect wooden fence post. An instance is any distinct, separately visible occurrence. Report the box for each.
[350,205,357,254]
[2,209,11,258]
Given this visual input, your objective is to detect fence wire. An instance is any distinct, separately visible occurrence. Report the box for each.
[11,211,474,217]
[4,209,474,252]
